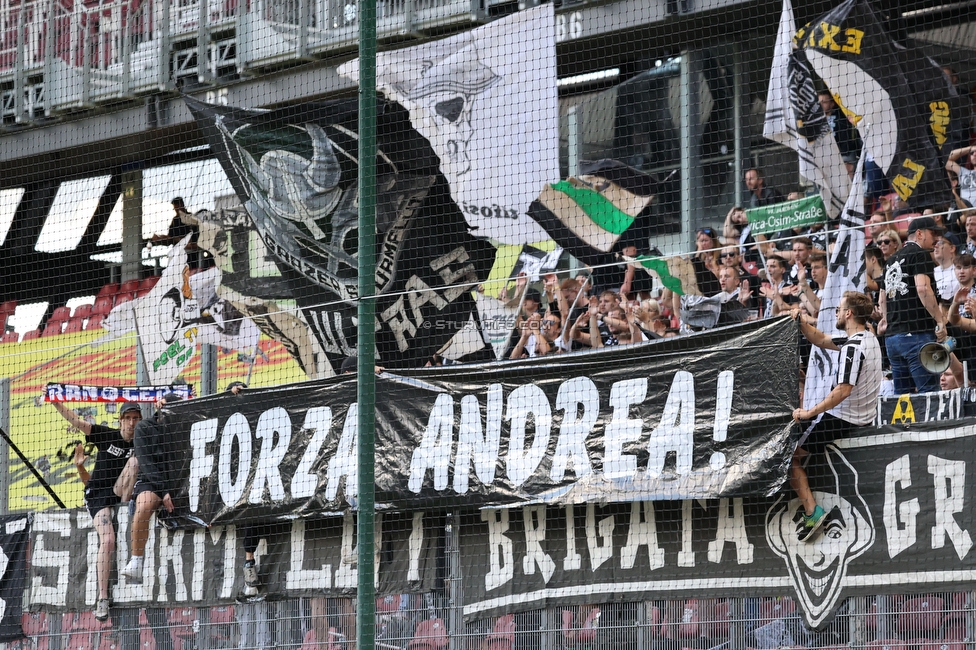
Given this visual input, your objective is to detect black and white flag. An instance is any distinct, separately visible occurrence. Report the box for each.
[0,514,30,642]
[763,0,850,218]
[804,151,867,410]
[338,5,559,245]
[797,0,954,208]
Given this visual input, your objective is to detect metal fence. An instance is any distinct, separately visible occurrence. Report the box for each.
[7,593,974,650]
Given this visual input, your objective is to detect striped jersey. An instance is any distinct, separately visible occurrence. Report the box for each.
[829,330,883,426]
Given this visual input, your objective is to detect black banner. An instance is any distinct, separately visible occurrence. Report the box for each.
[28,510,438,611]
[797,0,956,208]
[0,514,30,641]
[185,96,497,373]
[459,419,976,629]
[159,318,798,526]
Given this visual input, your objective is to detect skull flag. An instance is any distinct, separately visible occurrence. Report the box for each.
[186,96,497,372]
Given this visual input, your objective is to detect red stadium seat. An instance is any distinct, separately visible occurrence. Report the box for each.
[113,292,135,307]
[119,278,141,294]
[1,331,18,343]
[21,329,40,341]
[73,304,93,320]
[408,619,448,650]
[487,615,515,650]
[41,321,64,337]
[92,296,114,316]
[85,314,105,330]
[96,283,118,298]
[63,319,84,334]
[899,596,945,638]
[51,306,71,322]
[676,599,701,638]
[0,299,17,314]
[140,275,160,292]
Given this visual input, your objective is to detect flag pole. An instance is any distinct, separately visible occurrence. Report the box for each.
[356,0,377,645]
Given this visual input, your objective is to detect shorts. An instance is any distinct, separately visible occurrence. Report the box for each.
[797,412,855,458]
[85,488,120,521]
[132,479,164,500]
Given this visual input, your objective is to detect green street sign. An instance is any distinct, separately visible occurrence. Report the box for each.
[745,195,827,236]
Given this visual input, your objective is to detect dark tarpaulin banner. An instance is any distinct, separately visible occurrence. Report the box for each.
[157,317,798,527]
[185,96,498,373]
[0,514,30,641]
[458,419,976,630]
[797,0,956,208]
[27,510,438,611]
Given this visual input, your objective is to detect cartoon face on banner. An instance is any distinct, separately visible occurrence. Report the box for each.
[397,48,501,178]
[766,445,875,629]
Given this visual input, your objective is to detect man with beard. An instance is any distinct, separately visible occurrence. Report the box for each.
[53,400,142,621]
[790,291,882,541]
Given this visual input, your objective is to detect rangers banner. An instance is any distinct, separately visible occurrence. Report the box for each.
[44,383,195,403]
[140,318,799,528]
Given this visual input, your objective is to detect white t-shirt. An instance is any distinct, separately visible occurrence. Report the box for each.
[935,264,960,302]
[829,330,883,426]
[958,166,976,207]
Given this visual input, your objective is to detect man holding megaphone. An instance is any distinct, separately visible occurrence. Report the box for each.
[789,292,882,541]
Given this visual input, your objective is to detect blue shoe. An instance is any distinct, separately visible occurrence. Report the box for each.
[799,505,826,542]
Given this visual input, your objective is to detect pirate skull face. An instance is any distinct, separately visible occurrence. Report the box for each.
[401,47,500,179]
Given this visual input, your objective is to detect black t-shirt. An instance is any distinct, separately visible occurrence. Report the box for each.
[86,424,133,497]
[882,241,938,335]
[692,257,722,297]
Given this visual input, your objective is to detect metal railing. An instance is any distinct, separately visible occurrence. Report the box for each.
[0,0,483,122]
[8,593,974,650]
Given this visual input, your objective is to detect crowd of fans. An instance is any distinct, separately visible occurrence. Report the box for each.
[490,153,976,399]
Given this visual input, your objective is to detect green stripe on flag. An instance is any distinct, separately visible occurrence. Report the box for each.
[636,256,683,295]
[550,181,635,235]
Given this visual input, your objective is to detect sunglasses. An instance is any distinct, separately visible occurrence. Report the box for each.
[877,239,893,245]
[541,319,558,326]
[697,228,717,237]
[720,252,738,259]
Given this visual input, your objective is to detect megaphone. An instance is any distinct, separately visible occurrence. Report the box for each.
[919,337,957,374]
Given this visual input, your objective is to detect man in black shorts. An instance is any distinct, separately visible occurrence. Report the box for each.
[122,393,183,584]
[53,400,142,620]
[790,291,882,541]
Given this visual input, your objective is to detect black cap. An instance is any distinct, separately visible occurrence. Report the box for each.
[942,231,962,249]
[907,216,945,236]
[524,288,542,304]
[226,381,247,391]
[120,402,142,416]
[340,356,358,374]
[160,392,183,403]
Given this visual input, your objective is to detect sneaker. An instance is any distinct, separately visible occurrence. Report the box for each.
[798,505,826,542]
[243,560,260,597]
[122,556,144,584]
[94,598,110,621]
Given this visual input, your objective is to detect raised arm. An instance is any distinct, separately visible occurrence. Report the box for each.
[52,401,92,437]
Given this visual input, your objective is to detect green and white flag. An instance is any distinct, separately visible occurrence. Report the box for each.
[745,195,827,237]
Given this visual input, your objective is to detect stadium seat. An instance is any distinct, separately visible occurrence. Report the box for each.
[676,599,701,638]
[899,596,945,638]
[73,304,93,320]
[703,599,731,640]
[21,329,40,341]
[51,306,71,321]
[92,296,114,316]
[486,614,516,650]
[140,275,160,292]
[119,278,141,294]
[85,314,105,330]
[41,321,64,337]
[63,319,84,334]
[1,331,18,343]
[408,618,448,650]
[759,596,795,620]
[0,299,17,315]
[96,283,118,298]
[114,292,135,307]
